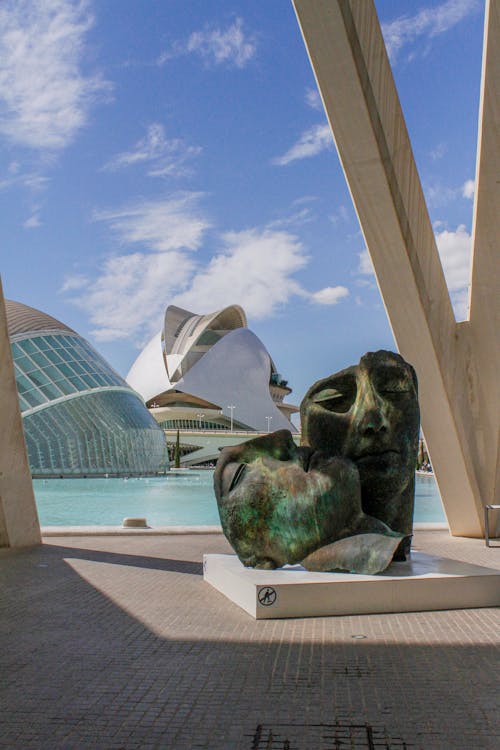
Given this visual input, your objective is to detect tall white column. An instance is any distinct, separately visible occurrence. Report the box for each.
[0,276,41,547]
[292,0,499,536]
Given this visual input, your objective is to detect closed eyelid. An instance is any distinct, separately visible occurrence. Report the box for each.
[313,388,345,403]
[377,378,412,393]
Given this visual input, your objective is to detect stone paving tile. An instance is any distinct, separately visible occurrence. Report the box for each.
[0,531,499,749]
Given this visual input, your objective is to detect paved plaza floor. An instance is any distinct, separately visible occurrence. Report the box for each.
[1,530,499,749]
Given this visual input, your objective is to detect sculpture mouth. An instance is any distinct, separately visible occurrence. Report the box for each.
[354,449,400,461]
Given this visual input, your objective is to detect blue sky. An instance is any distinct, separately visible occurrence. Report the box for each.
[1,0,485,410]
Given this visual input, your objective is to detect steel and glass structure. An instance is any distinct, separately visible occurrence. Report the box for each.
[7,300,168,477]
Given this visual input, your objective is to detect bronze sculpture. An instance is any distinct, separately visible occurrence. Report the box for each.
[214,350,419,574]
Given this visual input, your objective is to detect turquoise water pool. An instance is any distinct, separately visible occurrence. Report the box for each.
[33,471,446,526]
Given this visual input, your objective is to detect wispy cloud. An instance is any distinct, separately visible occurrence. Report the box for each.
[462,179,475,199]
[357,249,375,276]
[330,205,351,226]
[67,250,196,343]
[435,223,471,319]
[158,18,256,69]
[102,123,201,177]
[382,0,479,63]
[0,169,50,192]
[23,213,41,229]
[93,193,210,253]
[310,286,349,306]
[65,203,350,342]
[430,143,447,161]
[273,124,332,166]
[357,226,471,320]
[305,88,322,111]
[60,274,89,293]
[0,0,110,151]
[171,228,308,319]
[172,227,350,316]
[267,207,315,230]
[64,193,210,342]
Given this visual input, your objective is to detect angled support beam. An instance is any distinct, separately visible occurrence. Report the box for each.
[292,0,499,536]
[0,276,41,547]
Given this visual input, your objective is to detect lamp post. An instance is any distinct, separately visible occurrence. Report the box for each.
[265,416,272,433]
[196,413,205,430]
[227,404,235,432]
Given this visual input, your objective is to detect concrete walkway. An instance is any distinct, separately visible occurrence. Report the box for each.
[1,530,499,749]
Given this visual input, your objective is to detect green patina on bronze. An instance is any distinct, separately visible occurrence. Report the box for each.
[214,350,419,575]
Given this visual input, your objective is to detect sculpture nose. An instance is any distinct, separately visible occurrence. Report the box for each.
[358,387,389,436]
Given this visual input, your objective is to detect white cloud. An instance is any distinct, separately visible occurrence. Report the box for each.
[305,88,322,111]
[68,250,196,343]
[66,204,350,342]
[0,0,110,151]
[435,224,472,292]
[382,0,479,63]
[172,228,308,319]
[357,228,471,318]
[273,124,332,166]
[60,274,89,292]
[358,249,375,276]
[23,213,41,229]
[267,207,314,229]
[330,205,350,226]
[0,169,50,192]
[64,192,211,342]
[310,286,349,305]
[159,18,256,69]
[430,143,447,161]
[424,182,460,208]
[93,193,210,253]
[462,179,475,199]
[102,123,201,177]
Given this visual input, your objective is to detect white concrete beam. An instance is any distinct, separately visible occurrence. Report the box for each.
[292,0,499,536]
[468,0,500,516]
[0,276,41,547]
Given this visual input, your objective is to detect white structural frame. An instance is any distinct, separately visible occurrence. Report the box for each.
[292,0,499,536]
[0,277,41,547]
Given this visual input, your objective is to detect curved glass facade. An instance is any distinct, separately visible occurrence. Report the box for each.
[10,326,168,477]
[23,390,168,477]
[12,333,125,411]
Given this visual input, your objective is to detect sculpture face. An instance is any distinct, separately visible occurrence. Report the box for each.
[214,350,419,575]
[301,350,419,531]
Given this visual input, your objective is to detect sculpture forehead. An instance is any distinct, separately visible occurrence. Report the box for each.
[358,350,417,387]
[301,350,417,410]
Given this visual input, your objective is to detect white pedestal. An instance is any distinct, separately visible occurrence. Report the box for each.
[203,552,500,619]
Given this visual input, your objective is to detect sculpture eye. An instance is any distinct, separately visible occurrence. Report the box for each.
[379,379,412,396]
[229,463,247,491]
[313,387,356,413]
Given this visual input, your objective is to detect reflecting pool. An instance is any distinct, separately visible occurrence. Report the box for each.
[33,471,445,527]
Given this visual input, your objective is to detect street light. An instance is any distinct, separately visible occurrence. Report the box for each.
[227,404,236,432]
[265,416,272,433]
[196,413,205,430]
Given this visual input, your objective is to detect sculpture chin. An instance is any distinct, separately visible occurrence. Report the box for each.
[354,449,400,466]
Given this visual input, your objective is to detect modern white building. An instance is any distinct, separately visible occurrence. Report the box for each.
[126,304,299,465]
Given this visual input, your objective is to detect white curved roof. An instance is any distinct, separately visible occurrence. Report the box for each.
[164,303,247,382]
[126,303,297,432]
[126,331,171,403]
[175,328,295,432]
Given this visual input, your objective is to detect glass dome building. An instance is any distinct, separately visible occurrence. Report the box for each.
[6,300,168,477]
